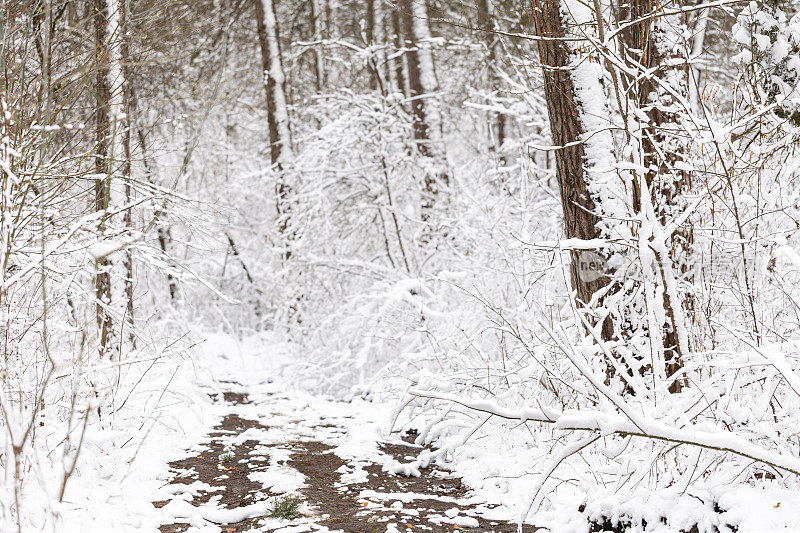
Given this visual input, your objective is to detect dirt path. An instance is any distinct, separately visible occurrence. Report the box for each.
[153,388,530,532]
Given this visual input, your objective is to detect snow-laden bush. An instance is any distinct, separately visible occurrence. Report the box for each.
[230,75,800,530]
[0,6,210,527]
[374,10,800,529]
[734,1,800,123]
[260,87,561,398]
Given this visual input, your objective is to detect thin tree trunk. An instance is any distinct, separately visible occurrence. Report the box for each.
[365,0,386,91]
[309,0,325,91]
[93,0,114,358]
[255,0,294,247]
[475,0,505,160]
[120,0,135,341]
[391,9,408,98]
[105,0,132,349]
[619,0,693,389]
[367,0,376,89]
[399,0,443,150]
[397,0,448,223]
[688,8,708,114]
[126,78,179,301]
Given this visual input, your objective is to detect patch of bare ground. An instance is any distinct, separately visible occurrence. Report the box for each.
[155,393,272,533]
[210,391,253,405]
[155,391,532,532]
[289,439,530,532]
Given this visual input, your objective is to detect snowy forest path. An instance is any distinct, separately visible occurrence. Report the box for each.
[150,380,526,532]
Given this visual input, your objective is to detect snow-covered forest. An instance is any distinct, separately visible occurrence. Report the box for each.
[5,0,800,530]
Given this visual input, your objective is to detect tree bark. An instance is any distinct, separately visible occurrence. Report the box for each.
[255,0,294,245]
[475,0,505,160]
[365,0,386,92]
[308,0,325,91]
[391,8,409,98]
[619,0,693,389]
[397,0,448,223]
[119,0,135,341]
[531,0,613,341]
[93,0,114,357]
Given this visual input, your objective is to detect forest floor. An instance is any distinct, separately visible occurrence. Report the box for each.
[65,333,800,533]
[146,336,527,533]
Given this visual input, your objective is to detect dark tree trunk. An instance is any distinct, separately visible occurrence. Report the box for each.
[476,0,505,160]
[531,0,613,341]
[308,0,324,92]
[619,0,692,390]
[120,0,135,341]
[367,0,377,89]
[398,0,430,151]
[396,0,448,224]
[93,0,114,357]
[365,0,386,93]
[255,0,284,167]
[391,9,408,98]
[620,0,691,217]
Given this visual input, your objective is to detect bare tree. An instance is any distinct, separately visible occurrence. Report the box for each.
[308,0,325,91]
[255,0,294,243]
[475,0,505,161]
[391,7,409,98]
[396,0,448,225]
[93,0,115,357]
[366,0,387,92]
[117,0,136,340]
[617,0,694,389]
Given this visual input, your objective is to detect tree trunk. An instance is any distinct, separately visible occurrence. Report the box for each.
[119,0,135,341]
[366,0,386,92]
[619,0,693,389]
[397,0,448,223]
[475,0,505,160]
[308,0,325,91]
[688,8,709,114]
[255,0,294,244]
[93,0,114,358]
[391,9,408,98]
[531,0,613,341]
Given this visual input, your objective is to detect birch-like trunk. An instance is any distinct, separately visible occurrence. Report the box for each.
[104,0,136,349]
[255,0,294,241]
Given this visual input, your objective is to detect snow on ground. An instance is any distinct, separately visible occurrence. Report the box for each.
[53,332,800,532]
[52,332,516,531]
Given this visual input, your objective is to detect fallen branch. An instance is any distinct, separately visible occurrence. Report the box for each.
[407,388,800,476]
